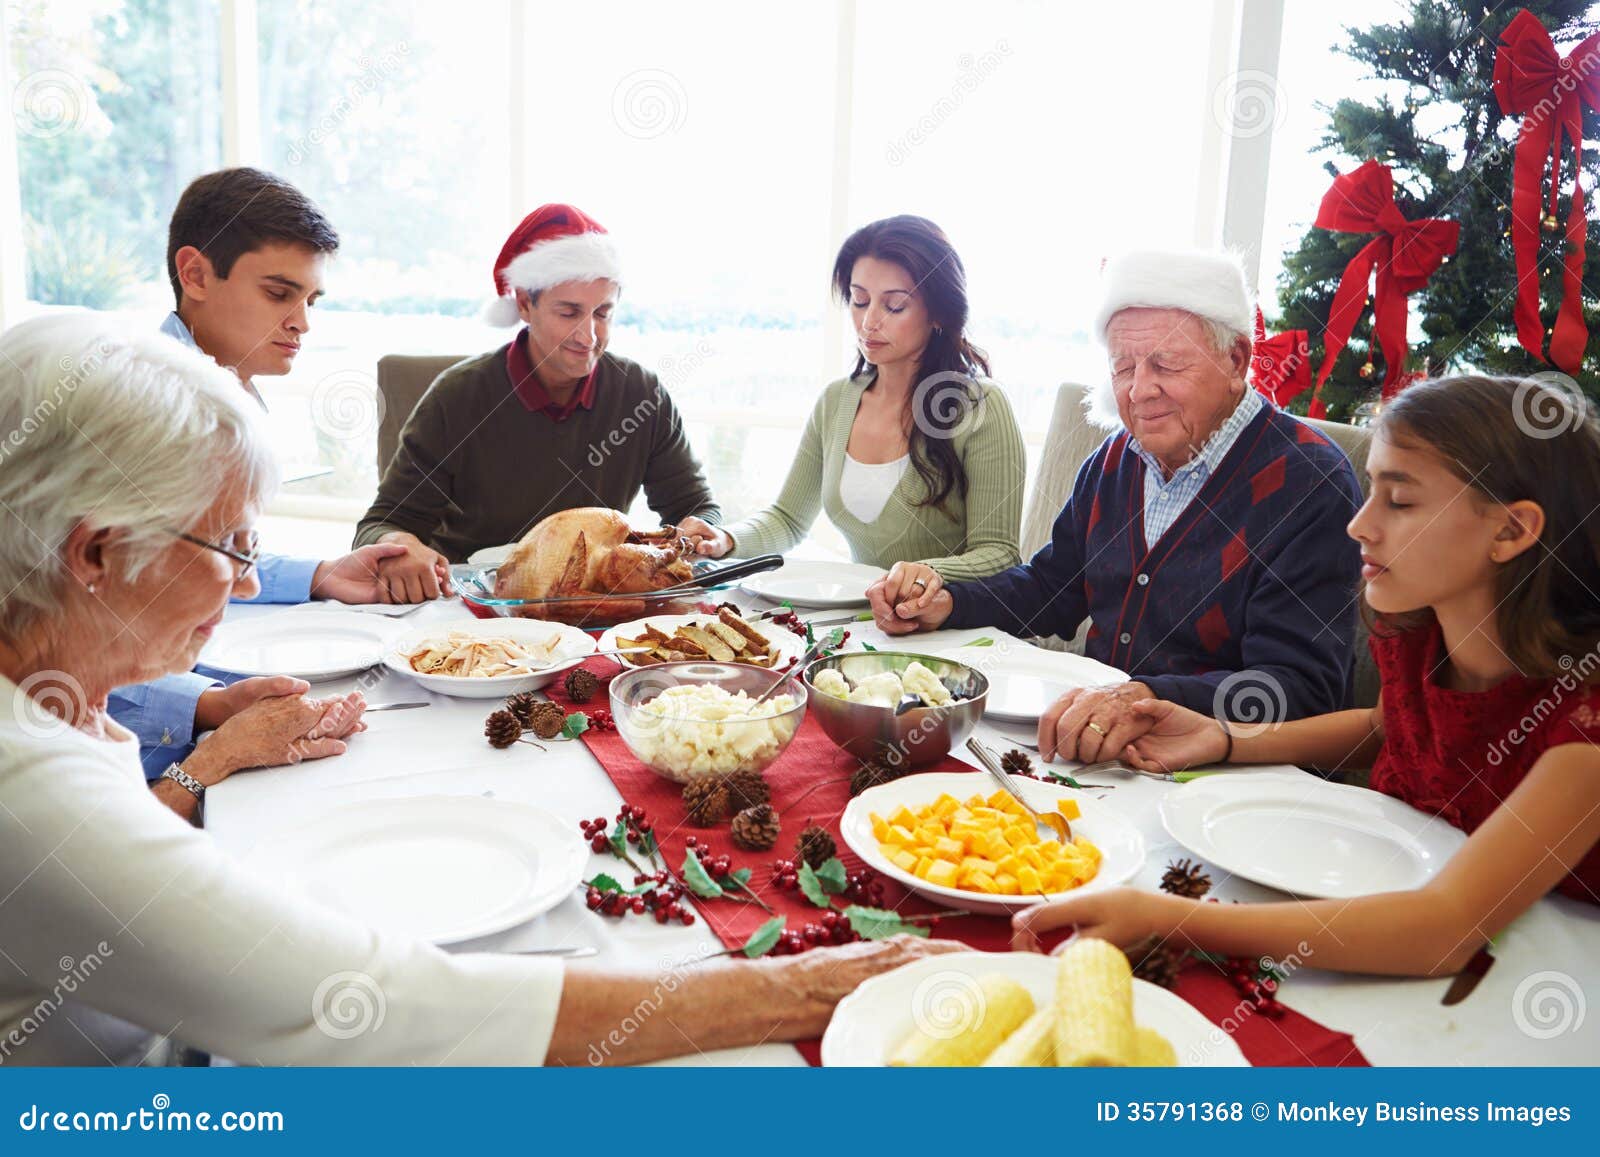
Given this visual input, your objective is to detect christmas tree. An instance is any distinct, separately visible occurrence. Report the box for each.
[1272,1,1600,422]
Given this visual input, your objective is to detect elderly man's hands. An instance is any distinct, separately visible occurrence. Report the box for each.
[768,934,965,1035]
[866,562,953,635]
[312,543,427,604]
[1038,680,1156,763]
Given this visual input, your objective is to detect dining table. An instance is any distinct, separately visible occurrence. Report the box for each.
[203,588,1600,1067]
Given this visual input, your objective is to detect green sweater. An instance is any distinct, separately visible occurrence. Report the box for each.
[722,374,1025,581]
[354,348,718,561]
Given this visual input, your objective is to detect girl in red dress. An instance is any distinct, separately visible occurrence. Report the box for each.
[1015,375,1600,976]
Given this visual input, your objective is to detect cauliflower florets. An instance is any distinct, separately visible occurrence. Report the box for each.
[901,661,953,707]
[846,670,905,708]
[812,668,850,700]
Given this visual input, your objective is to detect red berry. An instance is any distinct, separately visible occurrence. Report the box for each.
[679,910,695,925]
[590,834,608,853]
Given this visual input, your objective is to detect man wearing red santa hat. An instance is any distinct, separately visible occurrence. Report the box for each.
[354,204,720,598]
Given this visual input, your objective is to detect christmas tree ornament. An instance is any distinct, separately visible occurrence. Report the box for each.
[1307,159,1458,418]
[1249,307,1312,407]
[1359,360,1376,378]
[1493,9,1599,374]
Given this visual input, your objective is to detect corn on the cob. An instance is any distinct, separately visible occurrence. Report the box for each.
[1133,1025,1177,1066]
[888,975,1034,1066]
[980,1005,1056,1066]
[1053,938,1138,1066]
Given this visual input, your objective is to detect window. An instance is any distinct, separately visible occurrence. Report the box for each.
[9,0,221,310]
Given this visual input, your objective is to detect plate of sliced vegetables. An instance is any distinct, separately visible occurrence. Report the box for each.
[840,771,1143,915]
[822,946,1248,1067]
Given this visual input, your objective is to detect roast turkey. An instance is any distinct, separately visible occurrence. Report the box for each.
[494,508,694,610]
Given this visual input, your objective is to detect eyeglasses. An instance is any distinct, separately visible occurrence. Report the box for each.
[174,530,261,579]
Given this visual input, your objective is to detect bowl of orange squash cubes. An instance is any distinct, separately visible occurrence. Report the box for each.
[839,772,1145,915]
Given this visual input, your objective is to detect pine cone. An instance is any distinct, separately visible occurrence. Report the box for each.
[1160,857,1213,900]
[730,803,781,851]
[504,691,539,727]
[525,700,567,740]
[723,768,771,811]
[484,709,523,749]
[682,777,733,826]
[795,823,836,868]
[563,667,600,703]
[1126,934,1184,990]
[849,751,912,796]
[1000,748,1034,777]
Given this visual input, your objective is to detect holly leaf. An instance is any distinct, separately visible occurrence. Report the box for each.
[608,817,628,860]
[586,873,623,894]
[814,857,848,894]
[844,905,930,940]
[639,828,659,859]
[560,712,590,740]
[726,867,753,889]
[860,642,877,652]
[1045,770,1085,789]
[797,860,832,908]
[681,848,725,899]
[741,916,786,958]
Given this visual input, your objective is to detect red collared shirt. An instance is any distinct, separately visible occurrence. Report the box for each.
[505,328,598,420]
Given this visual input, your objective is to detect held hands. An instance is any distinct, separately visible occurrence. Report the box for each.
[677,515,734,558]
[312,543,432,604]
[866,562,952,635]
[1117,698,1232,774]
[1037,681,1157,763]
[370,532,454,603]
[192,690,367,780]
[194,675,310,733]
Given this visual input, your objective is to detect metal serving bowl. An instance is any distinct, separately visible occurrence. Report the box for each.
[803,651,988,769]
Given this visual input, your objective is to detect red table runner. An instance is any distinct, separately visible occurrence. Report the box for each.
[547,658,1367,1067]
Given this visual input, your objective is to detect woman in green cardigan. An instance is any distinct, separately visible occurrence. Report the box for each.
[679,215,1025,589]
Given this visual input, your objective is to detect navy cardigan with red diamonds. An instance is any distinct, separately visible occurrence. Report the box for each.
[945,403,1363,719]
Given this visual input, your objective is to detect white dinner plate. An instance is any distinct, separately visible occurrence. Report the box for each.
[199,611,396,681]
[467,543,514,568]
[382,617,596,698]
[738,559,883,608]
[598,612,806,670]
[821,951,1248,1067]
[243,795,588,944]
[934,644,1127,723]
[840,771,1144,915]
[1160,771,1467,899]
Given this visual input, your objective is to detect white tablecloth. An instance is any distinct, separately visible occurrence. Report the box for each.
[204,597,1600,1066]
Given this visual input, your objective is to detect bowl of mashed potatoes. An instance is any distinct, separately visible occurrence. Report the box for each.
[804,652,988,768]
[609,661,807,782]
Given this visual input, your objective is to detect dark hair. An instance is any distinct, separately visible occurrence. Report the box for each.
[1368,374,1600,679]
[831,215,990,513]
[166,167,340,306]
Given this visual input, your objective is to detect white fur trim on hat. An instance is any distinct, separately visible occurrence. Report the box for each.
[1091,249,1253,341]
[1082,249,1254,430]
[483,232,623,326]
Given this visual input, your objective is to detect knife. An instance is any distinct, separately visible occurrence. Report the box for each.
[1441,944,1495,1005]
[363,701,430,712]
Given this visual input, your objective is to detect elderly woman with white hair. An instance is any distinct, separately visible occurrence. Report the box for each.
[0,316,950,1066]
[869,250,1365,764]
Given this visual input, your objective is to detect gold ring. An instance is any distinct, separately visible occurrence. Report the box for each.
[911,578,928,589]
[1086,721,1107,736]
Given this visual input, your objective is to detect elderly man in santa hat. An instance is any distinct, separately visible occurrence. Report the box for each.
[868,249,1363,764]
[355,205,719,598]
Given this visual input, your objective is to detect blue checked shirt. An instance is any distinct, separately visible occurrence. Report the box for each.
[1132,388,1264,544]
[110,316,322,778]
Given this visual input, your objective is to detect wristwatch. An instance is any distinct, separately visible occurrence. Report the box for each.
[161,762,206,802]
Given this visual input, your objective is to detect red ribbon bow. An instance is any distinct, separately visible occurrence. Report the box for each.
[1250,307,1311,407]
[1309,160,1458,419]
[1492,8,1600,375]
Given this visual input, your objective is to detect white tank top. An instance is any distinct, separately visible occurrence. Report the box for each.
[839,453,909,524]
